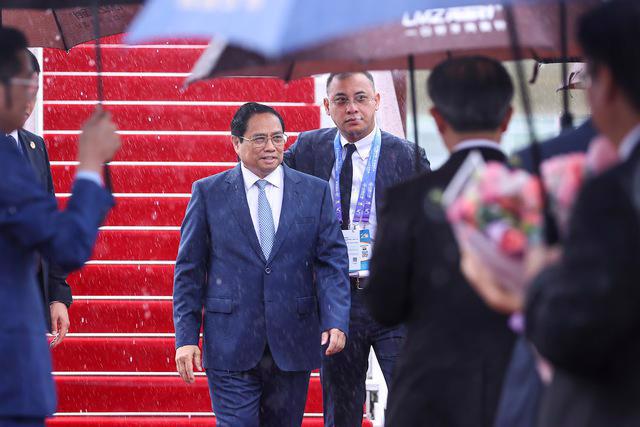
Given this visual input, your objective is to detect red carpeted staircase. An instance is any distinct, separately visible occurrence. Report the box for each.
[43,36,372,426]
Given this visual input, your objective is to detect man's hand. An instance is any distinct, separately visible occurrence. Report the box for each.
[321,328,346,356]
[78,107,121,174]
[49,302,70,348]
[175,345,202,384]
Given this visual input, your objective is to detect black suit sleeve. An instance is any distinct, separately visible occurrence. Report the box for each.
[366,188,414,326]
[526,171,640,375]
[417,144,431,172]
[41,137,73,306]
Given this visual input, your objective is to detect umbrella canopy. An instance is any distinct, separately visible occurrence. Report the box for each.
[186,1,595,82]
[127,0,596,58]
[1,5,139,49]
[0,0,141,7]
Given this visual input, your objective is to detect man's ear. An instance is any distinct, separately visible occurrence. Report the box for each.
[500,106,514,133]
[323,97,331,116]
[600,66,618,105]
[374,92,381,111]
[430,107,448,134]
[231,136,241,154]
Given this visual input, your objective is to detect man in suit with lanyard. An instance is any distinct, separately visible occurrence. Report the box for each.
[10,49,72,347]
[284,71,430,426]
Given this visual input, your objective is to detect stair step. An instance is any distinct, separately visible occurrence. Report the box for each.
[44,104,320,133]
[47,416,377,426]
[54,376,323,413]
[45,134,295,162]
[52,164,228,194]
[44,75,315,103]
[92,230,180,261]
[68,300,173,333]
[52,338,175,372]
[68,264,174,296]
[58,196,189,227]
[45,46,204,73]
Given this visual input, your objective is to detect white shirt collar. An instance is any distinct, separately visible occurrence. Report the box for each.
[618,123,640,161]
[240,163,284,191]
[339,125,378,160]
[453,138,504,153]
[9,130,19,142]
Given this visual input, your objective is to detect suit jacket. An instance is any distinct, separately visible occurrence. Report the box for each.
[526,141,640,427]
[173,164,350,372]
[511,119,597,173]
[283,127,430,213]
[19,128,72,329]
[366,147,517,427]
[0,138,113,418]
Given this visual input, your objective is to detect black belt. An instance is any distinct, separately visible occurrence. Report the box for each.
[350,276,367,290]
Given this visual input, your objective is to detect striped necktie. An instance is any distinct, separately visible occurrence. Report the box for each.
[256,179,275,259]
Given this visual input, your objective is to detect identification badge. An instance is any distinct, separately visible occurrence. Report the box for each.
[359,227,372,274]
[342,228,361,273]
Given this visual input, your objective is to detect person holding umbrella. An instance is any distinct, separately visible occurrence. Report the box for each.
[365,56,517,427]
[0,27,120,427]
[284,71,429,426]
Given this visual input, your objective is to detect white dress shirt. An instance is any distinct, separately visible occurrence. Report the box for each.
[241,163,284,242]
[452,138,505,154]
[329,126,379,239]
[619,124,640,161]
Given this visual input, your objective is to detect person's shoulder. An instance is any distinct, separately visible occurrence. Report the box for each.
[297,127,338,144]
[194,167,236,190]
[384,170,435,208]
[380,130,411,145]
[285,165,327,188]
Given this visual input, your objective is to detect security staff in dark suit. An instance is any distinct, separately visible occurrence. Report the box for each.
[284,71,429,426]
[0,27,120,427]
[366,57,517,427]
[14,49,72,346]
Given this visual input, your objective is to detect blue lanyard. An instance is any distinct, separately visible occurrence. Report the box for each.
[333,128,382,226]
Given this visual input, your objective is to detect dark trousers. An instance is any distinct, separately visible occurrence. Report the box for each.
[206,347,311,427]
[0,418,45,427]
[493,336,544,427]
[321,288,406,427]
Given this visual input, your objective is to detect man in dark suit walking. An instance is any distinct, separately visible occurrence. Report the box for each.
[526,1,640,425]
[284,71,429,426]
[366,57,517,426]
[173,102,350,427]
[13,49,72,346]
[0,27,120,427]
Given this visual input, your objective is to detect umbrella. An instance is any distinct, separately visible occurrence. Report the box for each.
[0,5,140,50]
[1,0,143,192]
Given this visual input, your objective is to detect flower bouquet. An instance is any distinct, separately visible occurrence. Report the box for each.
[443,151,543,296]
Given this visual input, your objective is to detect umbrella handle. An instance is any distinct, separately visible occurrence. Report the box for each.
[408,55,421,174]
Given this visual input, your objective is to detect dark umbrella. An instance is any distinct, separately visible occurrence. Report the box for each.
[187,2,595,170]
[0,4,140,50]
[1,0,143,192]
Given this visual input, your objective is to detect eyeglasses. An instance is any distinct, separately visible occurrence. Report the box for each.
[238,133,288,148]
[330,94,374,108]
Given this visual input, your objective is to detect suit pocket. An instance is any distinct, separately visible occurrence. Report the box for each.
[297,296,317,316]
[205,297,233,314]
[296,216,315,224]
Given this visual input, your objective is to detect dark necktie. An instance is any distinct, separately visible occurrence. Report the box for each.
[339,143,357,230]
[6,134,25,158]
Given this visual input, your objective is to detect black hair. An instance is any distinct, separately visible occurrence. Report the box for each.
[0,27,29,84]
[230,102,285,137]
[326,71,376,93]
[578,0,640,111]
[427,56,514,132]
[26,49,40,75]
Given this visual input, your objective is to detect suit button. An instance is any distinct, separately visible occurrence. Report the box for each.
[265,267,272,274]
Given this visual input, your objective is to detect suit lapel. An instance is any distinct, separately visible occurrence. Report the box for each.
[267,165,299,263]
[225,165,267,263]
[315,128,337,181]
[18,129,40,171]
[374,135,395,213]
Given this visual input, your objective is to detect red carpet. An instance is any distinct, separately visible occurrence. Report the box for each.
[45,38,372,426]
